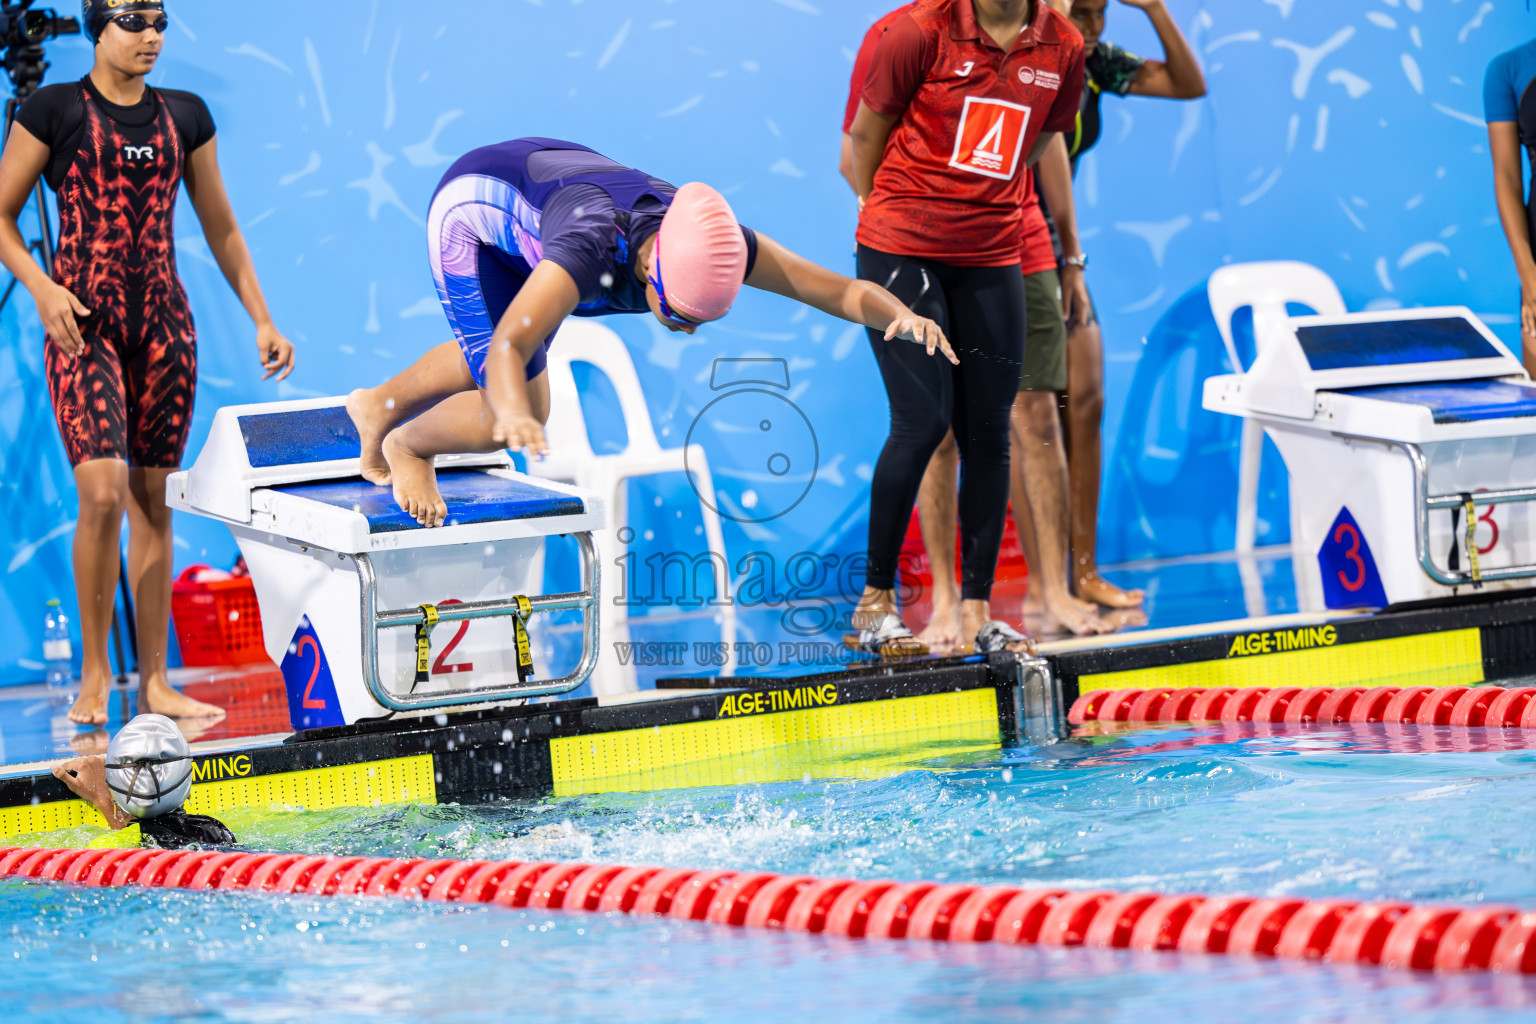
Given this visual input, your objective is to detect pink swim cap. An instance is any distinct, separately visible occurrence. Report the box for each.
[654,182,747,322]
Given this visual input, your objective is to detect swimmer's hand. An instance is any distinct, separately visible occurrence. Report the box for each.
[885,314,957,365]
[51,755,133,830]
[36,282,91,358]
[493,414,550,459]
[256,323,296,381]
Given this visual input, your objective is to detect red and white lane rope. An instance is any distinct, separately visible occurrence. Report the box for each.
[1,846,1531,974]
[1068,685,1536,728]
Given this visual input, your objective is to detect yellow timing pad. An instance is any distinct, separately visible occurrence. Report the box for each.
[551,688,1001,797]
[1078,627,1483,694]
[0,754,437,844]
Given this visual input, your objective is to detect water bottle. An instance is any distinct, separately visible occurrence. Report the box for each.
[43,599,72,689]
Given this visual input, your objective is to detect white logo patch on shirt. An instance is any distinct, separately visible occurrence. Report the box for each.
[1032,69,1061,91]
[1017,67,1035,86]
[124,145,156,160]
[949,96,1032,181]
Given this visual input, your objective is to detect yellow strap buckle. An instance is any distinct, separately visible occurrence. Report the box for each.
[512,595,535,683]
[414,603,440,685]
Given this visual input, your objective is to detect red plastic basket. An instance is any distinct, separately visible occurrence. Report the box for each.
[171,565,269,667]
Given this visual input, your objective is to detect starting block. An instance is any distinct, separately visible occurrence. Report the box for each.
[168,398,604,729]
[1205,306,1536,610]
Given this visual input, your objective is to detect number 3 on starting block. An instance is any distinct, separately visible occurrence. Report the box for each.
[1317,506,1388,609]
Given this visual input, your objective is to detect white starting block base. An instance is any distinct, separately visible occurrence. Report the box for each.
[1206,305,1536,611]
[169,398,605,729]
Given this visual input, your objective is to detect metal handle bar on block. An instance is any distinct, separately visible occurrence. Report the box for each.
[1340,434,1536,588]
[354,532,601,712]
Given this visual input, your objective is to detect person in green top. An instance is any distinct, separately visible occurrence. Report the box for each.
[1048,0,1205,613]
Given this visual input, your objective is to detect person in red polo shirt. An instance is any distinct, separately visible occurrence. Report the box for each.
[839,3,1108,646]
[846,0,1085,656]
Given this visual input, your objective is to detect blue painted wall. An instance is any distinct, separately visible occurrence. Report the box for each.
[0,0,1526,682]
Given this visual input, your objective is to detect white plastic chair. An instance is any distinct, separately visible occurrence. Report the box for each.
[529,319,735,695]
[1208,261,1347,555]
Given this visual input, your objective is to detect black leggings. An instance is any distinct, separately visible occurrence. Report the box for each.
[858,244,1026,602]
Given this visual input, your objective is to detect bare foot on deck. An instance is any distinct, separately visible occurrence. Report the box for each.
[917,601,964,654]
[1022,590,1114,638]
[139,674,225,721]
[51,755,132,830]
[68,672,110,726]
[347,388,395,486]
[384,429,447,527]
[1076,572,1145,609]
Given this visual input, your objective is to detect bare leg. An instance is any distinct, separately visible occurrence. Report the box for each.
[69,460,129,726]
[127,467,222,720]
[1012,392,1108,636]
[1065,317,1144,609]
[348,341,477,485]
[1524,310,1536,379]
[383,372,550,527]
[915,431,964,653]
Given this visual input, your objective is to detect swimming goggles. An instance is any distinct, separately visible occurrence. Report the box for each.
[104,753,190,803]
[112,13,169,33]
[647,236,699,329]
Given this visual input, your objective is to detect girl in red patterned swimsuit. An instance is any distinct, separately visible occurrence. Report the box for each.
[0,0,295,726]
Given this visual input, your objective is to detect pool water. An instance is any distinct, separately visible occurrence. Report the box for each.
[4,723,1536,1022]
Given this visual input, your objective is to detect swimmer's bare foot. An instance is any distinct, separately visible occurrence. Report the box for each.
[139,675,225,721]
[1023,588,1111,637]
[918,600,964,654]
[1076,572,1145,609]
[51,755,132,829]
[68,672,110,726]
[384,429,448,527]
[346,388,395,486]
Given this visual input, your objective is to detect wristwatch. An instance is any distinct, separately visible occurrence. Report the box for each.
[1062,252,1089,270]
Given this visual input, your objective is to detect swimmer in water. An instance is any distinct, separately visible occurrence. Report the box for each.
[52,714,235,848]
[347,137,951,527]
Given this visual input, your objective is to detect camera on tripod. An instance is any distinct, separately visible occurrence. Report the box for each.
[0,1,80,100]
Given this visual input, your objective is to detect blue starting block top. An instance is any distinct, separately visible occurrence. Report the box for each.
[274,469,586,533]
[240,406,361,468]
[1335,379,1536,424]
[1297,317,1501,372]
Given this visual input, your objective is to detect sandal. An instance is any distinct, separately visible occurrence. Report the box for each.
[843,613,929,657]
[974,620,1036,655]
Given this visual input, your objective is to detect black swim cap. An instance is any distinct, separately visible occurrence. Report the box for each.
[82,0,165,43]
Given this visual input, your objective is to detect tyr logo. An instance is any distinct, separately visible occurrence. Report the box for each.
[124,144,155,161]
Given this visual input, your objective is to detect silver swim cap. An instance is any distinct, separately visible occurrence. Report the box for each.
[104,714,193,819]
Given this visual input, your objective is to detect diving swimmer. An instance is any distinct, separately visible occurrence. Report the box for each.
[347,137,951,527]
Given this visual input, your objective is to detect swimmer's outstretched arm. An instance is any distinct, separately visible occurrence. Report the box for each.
[482,259,581,454]
[745,234,957,364]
